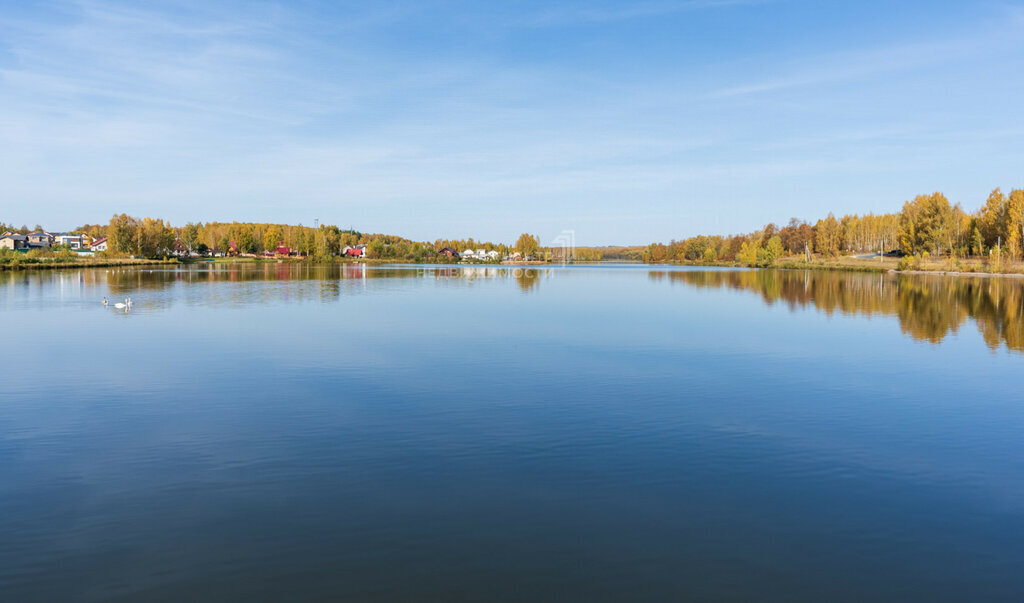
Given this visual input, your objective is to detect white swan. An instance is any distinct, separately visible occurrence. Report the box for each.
[114,298,129,309]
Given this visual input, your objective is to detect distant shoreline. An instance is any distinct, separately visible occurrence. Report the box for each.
[4,255,1024,279]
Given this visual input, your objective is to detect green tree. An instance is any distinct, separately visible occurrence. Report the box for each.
[970,226,983,257]
[763,235,784,265]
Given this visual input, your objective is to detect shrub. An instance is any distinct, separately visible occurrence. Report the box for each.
[897,253,923,271]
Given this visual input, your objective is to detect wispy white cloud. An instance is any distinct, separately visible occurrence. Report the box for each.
[517,0,776,27]
[709,30,1023,98]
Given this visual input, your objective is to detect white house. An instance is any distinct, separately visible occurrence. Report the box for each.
[52,233,83,249]
[462,248,498,261]
[90,237,108,252]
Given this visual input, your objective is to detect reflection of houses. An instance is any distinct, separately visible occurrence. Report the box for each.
[0,233,29,250]
[343,244,367,258]
[90,237,108,252]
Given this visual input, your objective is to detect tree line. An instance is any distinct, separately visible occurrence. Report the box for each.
[46,216,598,262]
[643,188,1024,265]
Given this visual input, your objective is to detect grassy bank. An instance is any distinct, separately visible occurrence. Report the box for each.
[0,255,176,271]
[648,254,1024,276]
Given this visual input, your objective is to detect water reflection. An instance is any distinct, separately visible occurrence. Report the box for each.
[654,269,1024,352]
[5,265,1021,352]
[0,263,551,309]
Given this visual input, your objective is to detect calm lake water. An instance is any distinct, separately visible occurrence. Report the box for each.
[2,263,1023,601]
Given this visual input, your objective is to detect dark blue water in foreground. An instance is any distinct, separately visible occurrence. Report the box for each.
[2,264,1023,601]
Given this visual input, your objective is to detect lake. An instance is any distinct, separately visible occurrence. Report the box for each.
[2,263,1023,601]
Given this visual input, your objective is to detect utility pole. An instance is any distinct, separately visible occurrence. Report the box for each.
[314,218,321,257]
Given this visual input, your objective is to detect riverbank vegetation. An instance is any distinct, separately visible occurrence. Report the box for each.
[0,246,170,270]
[643,187,1024,274]
[3,216,608,264]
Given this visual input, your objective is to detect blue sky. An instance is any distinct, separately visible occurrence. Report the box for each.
[1,0,1023,245]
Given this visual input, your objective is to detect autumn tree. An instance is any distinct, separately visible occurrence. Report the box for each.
[1006,189,1024,260]
[108,214,139,255]
[181,222,200,255]
[515,233,541,258]
[264,225,283,252]
[814,213,842,256]
[977,188,1007,250]
[899,193,952,255]
[366,239,386,259]
[737,240,759,266]
[140,218,175,257]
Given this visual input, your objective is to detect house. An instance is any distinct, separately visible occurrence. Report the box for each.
[51,233,83,249]
[438,247,460,258]
[343,244,367,258]
[90,237,108,252]
[27,232,52,247]
[0,234,29,250]
[461,248,497,261]
[274,246,292,256]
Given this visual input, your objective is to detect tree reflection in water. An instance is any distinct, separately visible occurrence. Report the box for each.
[654,269,1024,353]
